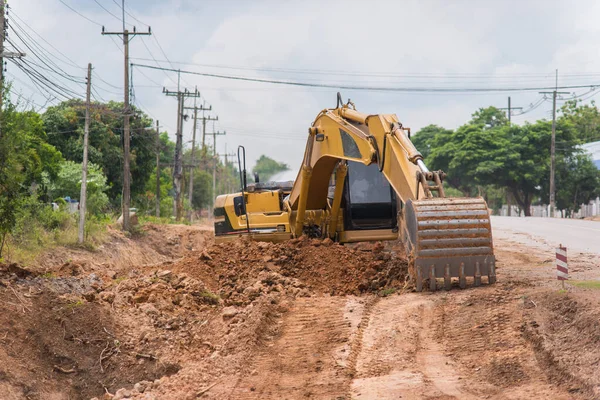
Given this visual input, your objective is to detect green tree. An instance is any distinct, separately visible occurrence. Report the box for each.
[412,125,452,160]
[46,161,110,214]
[540,152,600,214]
[191,170,213,210]
[469,106,508,128]
[252,155,289,181]
[139,131,176,217]
[559,99,600,143]
[0,94,63,256]
[43,100,156,205]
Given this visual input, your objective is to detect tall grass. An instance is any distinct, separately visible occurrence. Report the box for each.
[2,200,113,265]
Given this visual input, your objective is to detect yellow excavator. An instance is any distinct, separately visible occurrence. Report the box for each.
[214,94,495,291]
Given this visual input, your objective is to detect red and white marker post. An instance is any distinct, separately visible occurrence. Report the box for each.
[556,244,568,288]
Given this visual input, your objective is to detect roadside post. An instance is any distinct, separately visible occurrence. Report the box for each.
[556,244,568,289]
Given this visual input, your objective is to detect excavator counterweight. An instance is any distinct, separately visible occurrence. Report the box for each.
[214,94,495,291]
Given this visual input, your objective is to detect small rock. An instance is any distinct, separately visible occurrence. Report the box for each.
[200,250,213,261]
[83,291,96,302]
[99,291,115,304]
[133,293,149,303]
[106,270,117,280]
[322,237,333,246]
[156,270,172,279]
[222,306,238,319]
[140,303,159,316]
[134,380,152,393]
[113,388,132,399]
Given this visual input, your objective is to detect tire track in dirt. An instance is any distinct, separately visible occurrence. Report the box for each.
[417,301,479,400]
[228,296,357,399]
[344,296,379,381]
[351,294,478,400]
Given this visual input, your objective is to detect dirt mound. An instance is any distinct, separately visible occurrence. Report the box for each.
[524,292,600,399]
[171,236,408,303]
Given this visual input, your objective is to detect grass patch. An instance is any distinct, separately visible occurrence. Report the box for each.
[379,288,397,297]
[40,272,57,279]
[66,298,85,308]
[4,210,113,265]
[199,290,220,305]
[570,280,600,290]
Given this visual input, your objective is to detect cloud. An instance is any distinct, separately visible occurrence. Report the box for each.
[7,0,600,174]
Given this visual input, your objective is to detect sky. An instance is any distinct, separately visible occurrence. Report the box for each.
[7,0,600,174]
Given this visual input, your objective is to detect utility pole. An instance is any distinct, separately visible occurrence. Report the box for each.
[102,13,151,231]
[78,63,92,244]
[499,96,523,126]
[499,96,522,217]
[540,70,569,217]
[220,150,236,194]
[164,87,201,221]
[0,1,25,138]
[210,129,226,210]
[155,119,160,218]
[183,101,211,220]
[201,114,218,149]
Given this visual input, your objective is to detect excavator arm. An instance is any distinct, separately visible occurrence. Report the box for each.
[285,94,495,291]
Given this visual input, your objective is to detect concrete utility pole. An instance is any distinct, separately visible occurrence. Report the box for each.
[183,101,211,219]
[102,16,151,231]
[210,128,226,210]
[164,88,201,221]
[201,113,218,149]
[0,1,25,138]
[220,150,236,195]
[499,96,523,126]
[155,119,160,217]
[78,63,92,244]
[498,96,522,217]
[540,70,569,217]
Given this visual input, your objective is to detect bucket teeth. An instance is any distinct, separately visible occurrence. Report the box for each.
[429,265,436,291]
[406,197,495,292]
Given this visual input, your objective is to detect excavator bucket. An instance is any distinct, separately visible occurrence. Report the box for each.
[402,197,495,291]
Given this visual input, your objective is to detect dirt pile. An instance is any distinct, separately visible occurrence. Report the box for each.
[171,236,409,303]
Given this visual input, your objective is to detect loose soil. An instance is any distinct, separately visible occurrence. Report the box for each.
[0,223,599,399]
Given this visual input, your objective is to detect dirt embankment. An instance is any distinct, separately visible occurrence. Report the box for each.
[2,224,600,400]
[0,226,409,400]
[522,292,600,399]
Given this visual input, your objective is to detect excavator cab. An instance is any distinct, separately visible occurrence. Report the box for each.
[342,162,398,232]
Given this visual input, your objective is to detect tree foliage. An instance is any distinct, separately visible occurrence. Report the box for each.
[252,155,289,181]
[415,108,599,216]
[0,97,63,255]
[42,100,156,204]
[469,106,508,128]
[559,99,600,143]
[45,161,110,214]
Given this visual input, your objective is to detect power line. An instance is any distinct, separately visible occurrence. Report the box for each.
[10,10,83,70]
[91,0,130,25]
[129,57,600,81]
[57,0,102,26]
[111,0,148,27]
[131,63,600,94]
[139,37,178,86]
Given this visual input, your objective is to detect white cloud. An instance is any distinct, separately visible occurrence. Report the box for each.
[7,0,600,174]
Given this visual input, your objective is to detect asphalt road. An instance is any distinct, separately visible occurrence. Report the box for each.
[491,216,600,255]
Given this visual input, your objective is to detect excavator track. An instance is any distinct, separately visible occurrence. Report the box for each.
[402,197,495,291]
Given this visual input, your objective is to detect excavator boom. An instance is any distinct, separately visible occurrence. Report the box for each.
[214,94,495,291]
